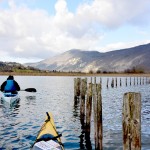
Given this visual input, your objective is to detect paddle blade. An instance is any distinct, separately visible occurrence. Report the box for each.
[24,88,36,92]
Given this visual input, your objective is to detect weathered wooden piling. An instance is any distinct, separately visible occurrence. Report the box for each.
[96,83,103,150]
[148,78,150,84]
[74,77,81,99]
[130,77,131,86]
[115,78,117,87]
[93,78,98,148]
[74,78,77,99]
[142,77,144,85]
[77,78,81,96]
[134,77,135,85]
[140,77,141,85]
[120,78,122,86]
[126,77,127,86]
[107,78,109,88]
[86,83,93,132]
[146,77,148,84]
[111,78,114,88]
[80,78,87,99]
[80,78,87,121]
[93,77,103,150]
[100,77,102,85]
[122,92,141,150]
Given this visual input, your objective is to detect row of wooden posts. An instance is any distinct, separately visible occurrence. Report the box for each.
[107,77,150,88]
[74,77,141,150]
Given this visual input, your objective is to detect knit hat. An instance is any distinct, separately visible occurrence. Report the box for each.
[7,75,14,80]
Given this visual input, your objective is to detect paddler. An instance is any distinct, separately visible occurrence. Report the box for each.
[0,75,20,93]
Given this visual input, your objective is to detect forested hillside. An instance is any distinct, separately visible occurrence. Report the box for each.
[0,61,41,73]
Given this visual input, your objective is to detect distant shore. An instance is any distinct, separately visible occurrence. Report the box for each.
[0,72,150,77]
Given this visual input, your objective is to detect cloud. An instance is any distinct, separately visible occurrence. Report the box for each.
[77,0,150,28]
[0,0,150,62]
[0,0,103,60]
[0,1,56,58]
[100,40,150,52]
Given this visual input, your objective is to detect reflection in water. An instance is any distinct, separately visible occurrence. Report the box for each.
[1,98,20,112]
[79,118,93,150]
[0,94,38,149]
[0,98,20,121]
[25,96,36,105]
[26,96,36,100]
[0,98,21,149]
[73,96,92,150]
[73,97,80,118]
[85,132,92,150]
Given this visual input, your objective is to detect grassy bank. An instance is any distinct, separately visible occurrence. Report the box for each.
[0,71,150,77]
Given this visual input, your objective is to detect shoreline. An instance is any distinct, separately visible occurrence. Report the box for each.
[0,72,150,77]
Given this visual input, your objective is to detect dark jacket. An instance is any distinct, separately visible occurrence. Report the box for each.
[1,76,20,92]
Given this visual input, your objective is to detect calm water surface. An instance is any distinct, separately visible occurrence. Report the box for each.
[0,76,150,150]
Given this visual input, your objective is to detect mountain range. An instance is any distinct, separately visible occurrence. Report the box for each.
[27,43,150,73]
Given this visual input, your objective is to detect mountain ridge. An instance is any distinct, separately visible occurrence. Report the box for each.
[26,43,150,73]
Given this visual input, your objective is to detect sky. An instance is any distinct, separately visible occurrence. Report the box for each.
[0,0,150,63]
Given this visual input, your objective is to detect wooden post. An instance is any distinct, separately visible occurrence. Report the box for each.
[126,77,127,86]
[100,77,102,85]
[74,78,78,103]
[140,77,141,85]
[93,78,98,148]
[96,83,103,150]
[77,78,81,96]
[93,77,103,150]
[122,92,141,150]
[134,77,135,85]
[74,78,81,103]
[149,78,150,84]
[130,77,131,86]
[111,78,114,88]
[107,78,109,88]
[80,78,87,121]
[115,78,117,87]
[74,78,77,100]
[146,77,148,84]
[84,77,93,150]
[81,78,87,99]
[86,83,92,132]
[120,78,122,87]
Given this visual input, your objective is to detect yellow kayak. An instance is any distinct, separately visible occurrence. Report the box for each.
[32,112,64,150]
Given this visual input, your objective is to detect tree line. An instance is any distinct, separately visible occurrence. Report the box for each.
[0,61,146,74]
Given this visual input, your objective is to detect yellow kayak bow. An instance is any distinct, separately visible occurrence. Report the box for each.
[32,112,64,150]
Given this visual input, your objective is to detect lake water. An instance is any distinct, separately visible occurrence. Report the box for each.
[0,76,150,150]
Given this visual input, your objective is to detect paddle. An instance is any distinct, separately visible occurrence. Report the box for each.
[21,88,37,92]
[0,88,37,92]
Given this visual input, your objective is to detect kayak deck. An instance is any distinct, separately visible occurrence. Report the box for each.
[1,92,20,106]
[32,112,64,150]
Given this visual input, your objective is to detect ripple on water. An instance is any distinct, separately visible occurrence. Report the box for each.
[0,76,150,149]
